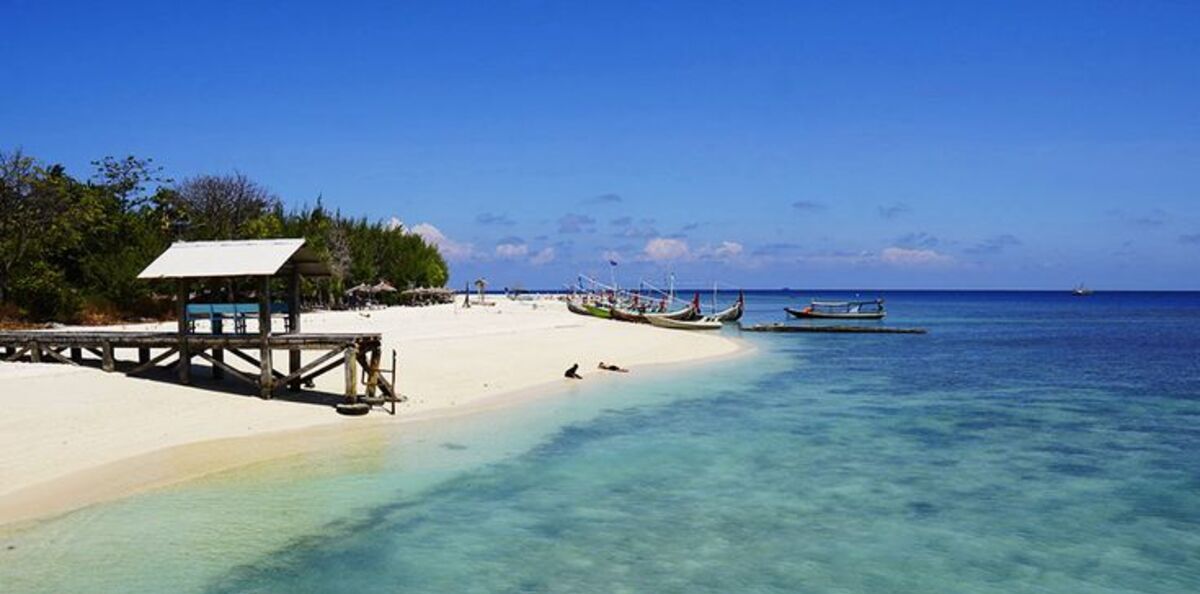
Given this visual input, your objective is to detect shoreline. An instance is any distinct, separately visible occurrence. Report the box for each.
[0,301,752,528]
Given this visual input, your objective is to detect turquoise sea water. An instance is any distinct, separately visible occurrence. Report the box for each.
[2,291,1198,593]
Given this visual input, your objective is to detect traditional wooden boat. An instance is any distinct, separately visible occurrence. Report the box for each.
[584,304,613,319]
[567,300,593,316]
[785,299,885,320]
[646,315,722,330]
[712,292,745,322]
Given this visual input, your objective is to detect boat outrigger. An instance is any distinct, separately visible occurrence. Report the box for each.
[785,298,886,320]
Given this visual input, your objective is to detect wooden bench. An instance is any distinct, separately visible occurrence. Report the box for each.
[186,303,292,334]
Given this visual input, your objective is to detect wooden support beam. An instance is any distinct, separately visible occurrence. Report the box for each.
[30,342,42,363]
[195,351,258,389]
[258,276,273,399]
[138,348,150,364]
[41,347,79,366]
[225,347,286,379]
[272,347,348,392]
[288,268,302,391]
[101,340,115,372]
[299,356,347,386]
[345,344,359,402]
[4,346,30,362]
[70,347,82,363]
[177,279,190,384]
[127,348,178,376]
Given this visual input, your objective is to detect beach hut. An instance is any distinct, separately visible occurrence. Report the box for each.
[137,239,331,394]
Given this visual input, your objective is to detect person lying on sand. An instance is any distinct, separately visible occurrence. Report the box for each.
[598,362,629,373]
[564,363,583,379]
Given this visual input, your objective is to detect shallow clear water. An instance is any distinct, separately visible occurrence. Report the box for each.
[2,291,1199,593]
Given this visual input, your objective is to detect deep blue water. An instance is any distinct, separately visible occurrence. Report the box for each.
[3,291,1198,593]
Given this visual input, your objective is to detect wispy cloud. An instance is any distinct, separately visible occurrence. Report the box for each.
[965,234,1021,255]
[529,247,555,265]
[476,212,515,226]
[585,193,622,204]
[494,242,529,259]
[792,200,827,212]
[696,241,744,261]
[1180,233,1200,244]
[894,231,939,249]
[1108,208,1168,227]
[879,246,953,266]
[751,242,802,257]
[557,213,597,234]
[609,216,633,227]
[878,203,911,219]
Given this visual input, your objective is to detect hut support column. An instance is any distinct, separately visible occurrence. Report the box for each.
[70,347,82,363]
[258,276,273,398]
[177,279,190,384]
[344,344,358,402]
[212,317,224,380]
[30,341,41,363]
[138,348,150,364]
[287,268,301,392]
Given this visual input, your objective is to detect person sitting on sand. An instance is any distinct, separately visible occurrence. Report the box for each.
[598,362,629,373]
[564,363,583,379]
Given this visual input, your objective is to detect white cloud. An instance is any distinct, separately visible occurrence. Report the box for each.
[529,247,556,265]
[879,246,953,266]
[495,243,529,259]
[642,237,690,261]
[410,223,474,262]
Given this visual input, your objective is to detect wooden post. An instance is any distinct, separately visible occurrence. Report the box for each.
[30,341,41,363]
[101,340,114,372]
[212,314,224,380]
[138,348,150,364]
[177,279,190,384]
[344,344,358,402]
[287,267,301,391]
[258,276,273,398]
[70,347,82,363]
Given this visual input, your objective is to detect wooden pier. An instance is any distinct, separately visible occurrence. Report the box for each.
[0,330,402,411]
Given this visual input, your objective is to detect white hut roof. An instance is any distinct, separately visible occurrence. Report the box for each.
[137,239,332,279]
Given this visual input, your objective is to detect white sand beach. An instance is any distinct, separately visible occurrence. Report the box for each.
[0,298,744,525]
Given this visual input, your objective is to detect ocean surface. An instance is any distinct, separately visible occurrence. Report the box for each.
[2,291,1198,593]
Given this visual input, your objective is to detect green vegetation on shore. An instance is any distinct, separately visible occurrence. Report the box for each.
[0,149,448,323]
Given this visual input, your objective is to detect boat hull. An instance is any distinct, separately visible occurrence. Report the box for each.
[785,307,885,320]
[584,304,613,319]
[647,316,722,330]
[611,308,649,323]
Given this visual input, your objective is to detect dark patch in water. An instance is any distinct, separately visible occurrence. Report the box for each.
[441,442,468,451]
[1047,462,1103,477]
[907,501,938,517]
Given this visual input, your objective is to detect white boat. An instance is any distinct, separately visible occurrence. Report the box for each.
[646,315,722,330]
[711,292,745,322]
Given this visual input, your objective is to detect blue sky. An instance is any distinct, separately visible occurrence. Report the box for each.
[4,0,1199,289]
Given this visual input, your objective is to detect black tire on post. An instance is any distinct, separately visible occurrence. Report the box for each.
[336,402,371,416]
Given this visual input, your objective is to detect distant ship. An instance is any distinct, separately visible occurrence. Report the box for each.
[1071,283,1094,297]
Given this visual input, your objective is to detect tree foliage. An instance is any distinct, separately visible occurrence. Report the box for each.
[0,149,449,323]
